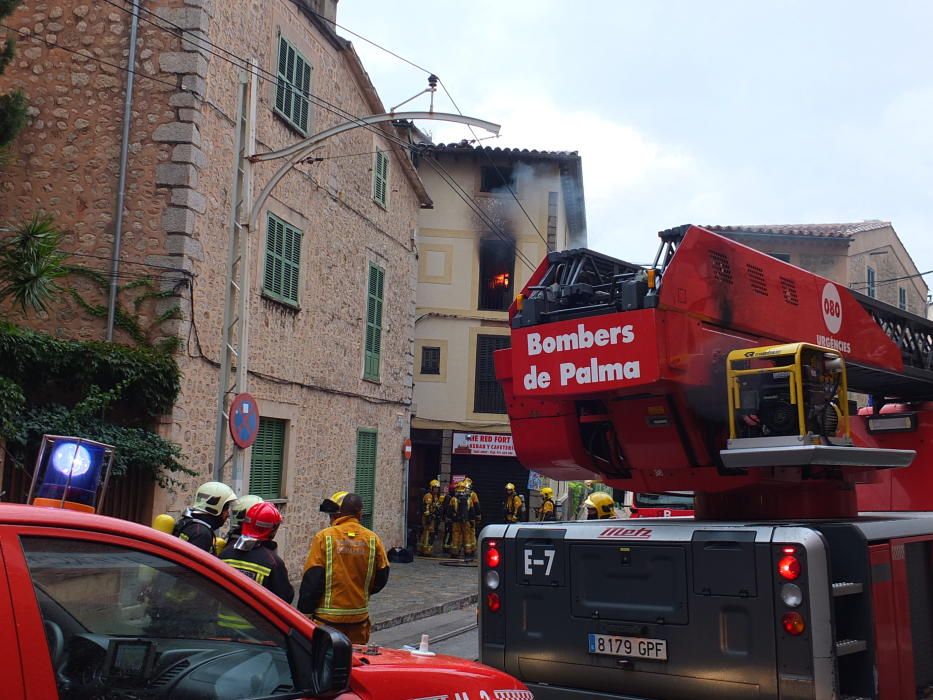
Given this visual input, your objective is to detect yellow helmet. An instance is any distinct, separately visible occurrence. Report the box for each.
[540,487,554,498]
[463,477,473,487]
[455,480,467,492]
[320,490,349,513]
[152,513,176,535]
[429,479,440,488]
[505,483,515,492]
[584,492,616,519]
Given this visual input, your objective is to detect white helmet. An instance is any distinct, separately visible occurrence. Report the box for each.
[192,481,237,517]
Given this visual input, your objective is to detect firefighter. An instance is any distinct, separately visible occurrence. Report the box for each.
[584,491,617,520]
[220,502,293,603]
[172,481,237,554]
[504,483,524,523]
[297,492,390,645]
[448,480,477,559]
[441,483,456,553]
[537,486,556,521]
[418,478,441,556]
[227,494,263,541]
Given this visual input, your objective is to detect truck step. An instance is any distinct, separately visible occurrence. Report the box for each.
[835,639,868,656]
[832,581,864,596]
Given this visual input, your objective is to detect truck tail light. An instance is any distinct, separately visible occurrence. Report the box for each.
[486,592,501,612]
[778,554,801,580]
[485,542,500,568]
[782,612,806,636]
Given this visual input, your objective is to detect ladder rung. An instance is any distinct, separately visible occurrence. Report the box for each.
[835,639,867,656]
[832,582,864,597]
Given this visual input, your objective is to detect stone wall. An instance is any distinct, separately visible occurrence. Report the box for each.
[1,0,422,574]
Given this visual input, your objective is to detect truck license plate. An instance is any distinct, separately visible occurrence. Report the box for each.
[588,633,668,661]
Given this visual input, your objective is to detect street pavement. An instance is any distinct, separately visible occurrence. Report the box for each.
[369,555,479,632]
[371,606,478,660]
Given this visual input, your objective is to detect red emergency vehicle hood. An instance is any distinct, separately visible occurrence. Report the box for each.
[350,648,530,700]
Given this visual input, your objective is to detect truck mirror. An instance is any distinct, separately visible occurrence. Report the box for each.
[286,626,352,696]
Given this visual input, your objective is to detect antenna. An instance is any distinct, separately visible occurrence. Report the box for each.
[390,74,439,114]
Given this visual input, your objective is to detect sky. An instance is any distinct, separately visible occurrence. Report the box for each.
[336,1,933,274]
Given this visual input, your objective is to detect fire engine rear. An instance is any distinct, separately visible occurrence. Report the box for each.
[481,225,933,700]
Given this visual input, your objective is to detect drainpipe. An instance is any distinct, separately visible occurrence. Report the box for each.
[107,0,141,341]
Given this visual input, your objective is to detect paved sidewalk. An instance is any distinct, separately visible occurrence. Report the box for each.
[369,556,479,631]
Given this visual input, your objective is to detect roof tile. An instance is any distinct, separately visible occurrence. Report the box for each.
[707,221,890,239]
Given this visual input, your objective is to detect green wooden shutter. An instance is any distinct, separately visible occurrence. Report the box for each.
[364,263,384,380]
[250,418,285,499]
[355,429,378,529]
[373,150,388,206]
[263,214,301,306]
[275,36,310,133]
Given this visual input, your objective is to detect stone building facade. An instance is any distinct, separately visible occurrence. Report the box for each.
[407,143,586,538]
[710,222,928,314]
[0,0,428,571]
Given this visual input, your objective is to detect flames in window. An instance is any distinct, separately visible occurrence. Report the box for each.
[490,273,510,290]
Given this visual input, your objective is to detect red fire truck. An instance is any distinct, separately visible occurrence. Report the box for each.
[0,503,531,700]
[626,491,694,518]
[480,224,933,700]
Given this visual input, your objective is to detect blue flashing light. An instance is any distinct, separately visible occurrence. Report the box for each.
[50,442,93,477]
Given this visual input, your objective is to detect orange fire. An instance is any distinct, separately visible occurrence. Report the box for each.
[491,273,510,289]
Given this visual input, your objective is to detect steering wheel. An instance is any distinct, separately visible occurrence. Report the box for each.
[43,619,65,668]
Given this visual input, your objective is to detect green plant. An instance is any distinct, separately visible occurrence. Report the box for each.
[0,213,68,314]
[0,0,27,154]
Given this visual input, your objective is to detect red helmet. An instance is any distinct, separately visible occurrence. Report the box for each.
[241,502,282,540]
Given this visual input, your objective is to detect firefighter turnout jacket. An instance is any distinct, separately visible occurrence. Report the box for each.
[538,496,556,521]
[504,493,524,523]
[297,515,390,624]
[220,539,294,603]
[173,510,223,554]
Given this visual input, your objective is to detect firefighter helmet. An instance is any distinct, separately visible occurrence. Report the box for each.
[505,483,516,492]
[152,513,176,534]
[454,480,468,492]
[242,502,283,540]
[320,490,349,513]
[230,495,263,529]
[429,479,440,488]
[584,492,616,519]
[540,487,554,498]
[192,481,237,517]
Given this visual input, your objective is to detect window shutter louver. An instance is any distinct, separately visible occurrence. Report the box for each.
[250,418,285,499]
[355,429,378,529]
[364,264,384,380]
[263,214,302,306]
[474,335,511,413]
[275,37,311,134]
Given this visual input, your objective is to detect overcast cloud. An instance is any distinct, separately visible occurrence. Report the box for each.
[338,1,933,274]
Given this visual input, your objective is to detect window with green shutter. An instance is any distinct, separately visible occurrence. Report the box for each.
[263,213,302,307]
[355,429,378,529]
[372,150,388,207]
[249,418,286,500]
[363,263,384,381]
[275,36,311,133]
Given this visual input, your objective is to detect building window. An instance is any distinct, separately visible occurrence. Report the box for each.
[355,429,378,529]
[250,418,286,499]
[478,239,515,311]
[474,335,510,414]
[263,214,302,307]
[373,150,389,207]
[770,253,791,263]
[547,191,558,250]
[421,346,441,375]
[275,36,311,133]
[867,266,876,298]
[899,286,907,311]
[364,263,385,381]
[480,165,515,194]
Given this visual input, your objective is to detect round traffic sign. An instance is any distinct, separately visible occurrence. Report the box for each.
[229,393,260,449]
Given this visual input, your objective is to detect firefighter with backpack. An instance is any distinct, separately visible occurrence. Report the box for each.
[449,479,480,559]
[418,478,442,556]
[504,482,524,523]
[152,481,238,555]
[536,486,556,521]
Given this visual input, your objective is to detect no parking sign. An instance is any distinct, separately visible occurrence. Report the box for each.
[229,393,260,449]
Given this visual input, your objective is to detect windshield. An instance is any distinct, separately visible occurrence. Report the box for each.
[634,492,694,509]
